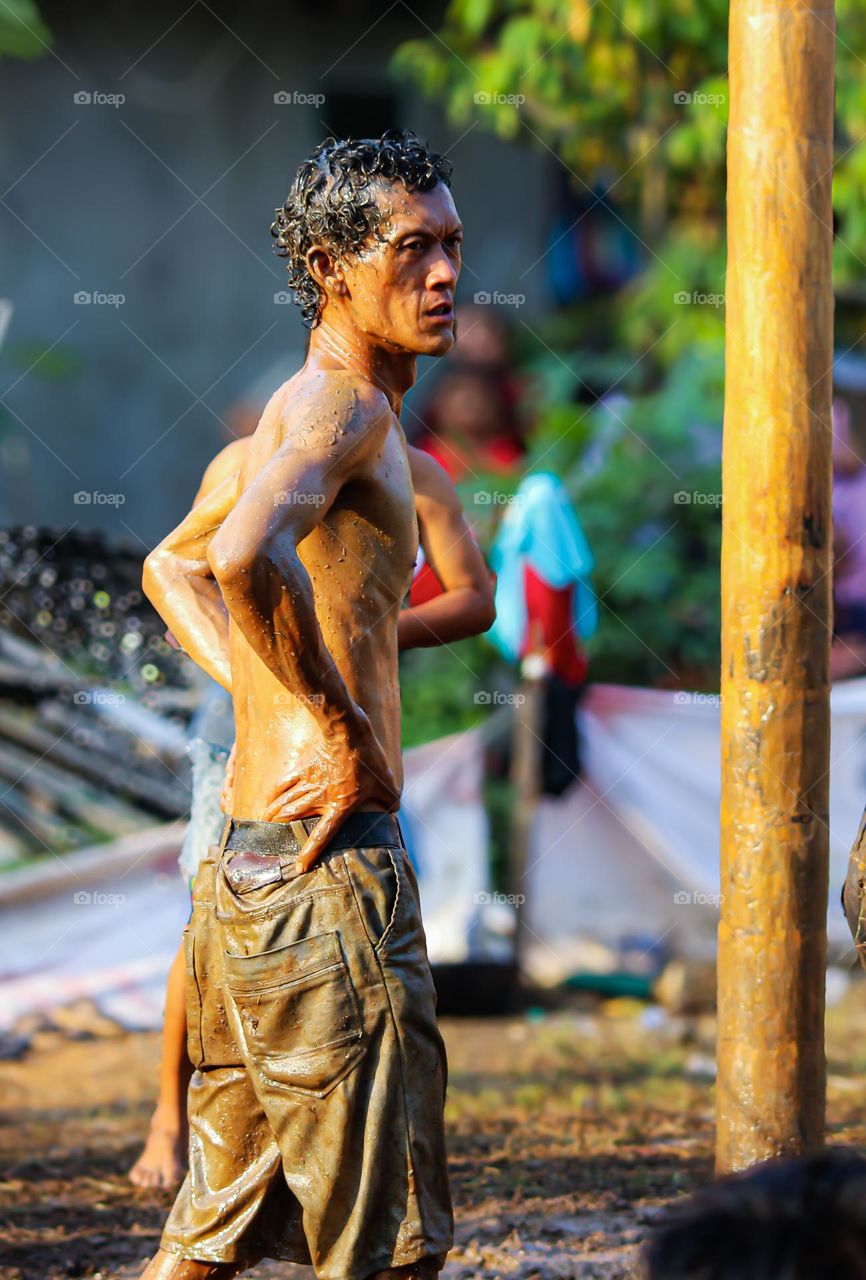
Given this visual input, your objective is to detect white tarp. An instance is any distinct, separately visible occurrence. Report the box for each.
[3,680,866,1027]
[0,731,491,1031]
[525,680,866,975]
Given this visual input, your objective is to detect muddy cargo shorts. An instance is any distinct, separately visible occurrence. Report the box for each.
[160,811,453,1279]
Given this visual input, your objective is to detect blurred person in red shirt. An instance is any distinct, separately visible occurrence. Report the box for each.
[416,303,526,480]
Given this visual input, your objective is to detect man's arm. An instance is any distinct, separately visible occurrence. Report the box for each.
[192,435,249,508]
[206,378,399,860]
[207,380,390,733]
[399,447,496,650]
[142,470,239,691]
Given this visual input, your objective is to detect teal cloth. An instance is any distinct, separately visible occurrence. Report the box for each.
[489,471,598,663]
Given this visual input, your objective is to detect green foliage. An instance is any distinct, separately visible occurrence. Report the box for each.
[0,0,51,60]
[394,0,866,283]
[393,0,730,222]
[392,0,866,694]
[399,634,508,748]
[529,342,725,687]
[4,341,82,380]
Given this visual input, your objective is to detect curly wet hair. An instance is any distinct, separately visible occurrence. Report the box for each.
[271,129,452,329]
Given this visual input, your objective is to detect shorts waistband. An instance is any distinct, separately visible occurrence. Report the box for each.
[220,811,403,862]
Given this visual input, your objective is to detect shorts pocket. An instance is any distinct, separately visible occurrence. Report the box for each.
[223,930,364,1098]
[343,845,403,953]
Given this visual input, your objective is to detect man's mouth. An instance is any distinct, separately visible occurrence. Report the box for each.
[425,301,454,323]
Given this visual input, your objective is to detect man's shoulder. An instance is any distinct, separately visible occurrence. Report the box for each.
[280,368,392,446]
[194,436,248,506]
[409,445,460,508]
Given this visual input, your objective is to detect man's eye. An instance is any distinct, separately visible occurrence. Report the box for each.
[403,240,424,251]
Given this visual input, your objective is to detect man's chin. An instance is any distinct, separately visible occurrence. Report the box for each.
[415,329,456,357]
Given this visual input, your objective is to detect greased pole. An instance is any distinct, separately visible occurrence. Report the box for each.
[717,0,836,1171]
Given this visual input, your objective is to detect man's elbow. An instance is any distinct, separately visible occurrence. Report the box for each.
[142,546,169,610]
[473,586,497,635]
[207,535,250,591]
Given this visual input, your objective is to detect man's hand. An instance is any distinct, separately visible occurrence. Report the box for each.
[262,709,399,872]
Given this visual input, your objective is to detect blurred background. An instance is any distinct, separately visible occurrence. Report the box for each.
[6,2,866,1275]
[4,0,866,983]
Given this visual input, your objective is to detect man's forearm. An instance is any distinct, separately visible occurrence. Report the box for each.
[214,545,356,729]
[143,470,239,693]
[399,586,495,650]
[143,555,232,691]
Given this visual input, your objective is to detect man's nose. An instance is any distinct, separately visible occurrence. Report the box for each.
[426,251,458,290]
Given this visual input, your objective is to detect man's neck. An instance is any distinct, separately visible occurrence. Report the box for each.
[307,320,416,415]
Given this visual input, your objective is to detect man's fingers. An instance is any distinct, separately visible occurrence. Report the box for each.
[295,807,346,874]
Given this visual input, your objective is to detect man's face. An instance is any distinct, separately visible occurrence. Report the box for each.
[336,181,463,357]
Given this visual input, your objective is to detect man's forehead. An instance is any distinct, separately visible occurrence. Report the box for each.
[375,182,461,236]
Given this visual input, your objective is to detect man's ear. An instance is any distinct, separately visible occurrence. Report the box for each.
[306,246,348,298]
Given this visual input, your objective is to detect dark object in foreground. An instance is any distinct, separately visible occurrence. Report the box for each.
[646,1149,866,1279]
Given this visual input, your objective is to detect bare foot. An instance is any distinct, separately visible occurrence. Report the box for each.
[130,1105,187,1190]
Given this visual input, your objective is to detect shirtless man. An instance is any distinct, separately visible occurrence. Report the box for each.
[130,435,494,1191]
[139,131,468,1279]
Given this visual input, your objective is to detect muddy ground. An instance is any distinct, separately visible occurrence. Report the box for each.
[3,987,866,1280]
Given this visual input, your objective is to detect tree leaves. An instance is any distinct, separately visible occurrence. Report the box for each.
[0,0,52,61]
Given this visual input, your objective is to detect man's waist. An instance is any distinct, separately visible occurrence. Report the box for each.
[218,811,404,893]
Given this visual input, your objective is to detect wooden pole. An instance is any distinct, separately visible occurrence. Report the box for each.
[509,662,545,970]
[717,0,836,1171]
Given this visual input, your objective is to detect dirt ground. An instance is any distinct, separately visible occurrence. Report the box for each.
[3,986,866,1280]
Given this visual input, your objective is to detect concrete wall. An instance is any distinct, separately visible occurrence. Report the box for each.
[0,1,550,543]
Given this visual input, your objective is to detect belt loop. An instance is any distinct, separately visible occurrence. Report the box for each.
[273,819,307,873]
[217,816,233,860]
